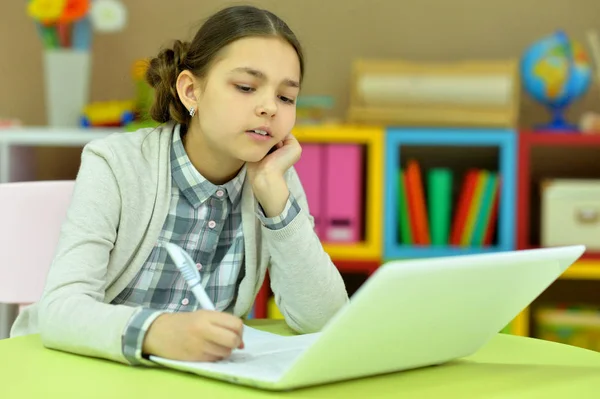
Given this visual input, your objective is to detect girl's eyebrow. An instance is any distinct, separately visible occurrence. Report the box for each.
[230,67,300,88]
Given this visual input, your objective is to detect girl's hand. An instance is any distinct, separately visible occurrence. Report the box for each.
[142,310,245,362]
[246,134,302,218]
[246,133,302,182]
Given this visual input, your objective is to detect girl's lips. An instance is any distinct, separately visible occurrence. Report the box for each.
[245,131,272,141]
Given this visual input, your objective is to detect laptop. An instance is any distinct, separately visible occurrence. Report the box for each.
[150,245,585,390]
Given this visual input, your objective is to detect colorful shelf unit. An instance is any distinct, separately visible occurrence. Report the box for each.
[292,125,384,261]
[515,131,600,337]
[517,131,600,274]
[383,128,517,260]
[507,309,530,337]
[561,260,600,280]
[251,126,600,343]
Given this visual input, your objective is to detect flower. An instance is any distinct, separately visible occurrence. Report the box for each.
[90,0,127,33]
[59,0,90,23]
[27,0,66,25]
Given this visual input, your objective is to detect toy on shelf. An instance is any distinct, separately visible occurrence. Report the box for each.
[80,59,159,130]
[346,58,519,128]
[296,95,335,125]
[80,100,135,127]
[122,59,160,131]
[521,30,592,132]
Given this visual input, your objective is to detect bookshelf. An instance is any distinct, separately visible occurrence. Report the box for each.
[517,131,600,268]
[292,124,384,262]
[383,128,517,260]
[561,260,600,280]
[378,127,522,336]
[516,130,600,338]
[253,125,600,345]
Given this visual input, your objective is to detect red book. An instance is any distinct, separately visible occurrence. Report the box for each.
[406,159,430,245]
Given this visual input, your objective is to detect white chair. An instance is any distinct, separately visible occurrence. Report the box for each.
[0,180,74,338]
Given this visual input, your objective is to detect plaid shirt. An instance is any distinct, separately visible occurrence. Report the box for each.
[112,126,300,365]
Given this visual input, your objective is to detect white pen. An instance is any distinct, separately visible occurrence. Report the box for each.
[164,242,216,311]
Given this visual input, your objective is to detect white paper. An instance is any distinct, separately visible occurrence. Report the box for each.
[239,325,289,344]
[150,327,320,383]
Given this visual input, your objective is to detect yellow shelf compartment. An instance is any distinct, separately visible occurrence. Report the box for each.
[267,296,285,320]
[504,308,530,336]
[560,259,600,280]
[507,259,600,337]
[292,124,384,261]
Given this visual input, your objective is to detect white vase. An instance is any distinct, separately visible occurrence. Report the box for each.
[43,49,91,127]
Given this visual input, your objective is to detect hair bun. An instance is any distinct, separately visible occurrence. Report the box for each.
[171,40,191,72]
[146,40,192,124]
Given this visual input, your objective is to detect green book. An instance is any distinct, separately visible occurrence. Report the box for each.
[427,168,453,246]
[397,168,412,245]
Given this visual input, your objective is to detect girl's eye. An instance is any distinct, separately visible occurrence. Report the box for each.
[279,96,295,105]
[235,85,255,93]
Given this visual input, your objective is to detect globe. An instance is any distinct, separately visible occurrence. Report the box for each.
[520,30,592,131]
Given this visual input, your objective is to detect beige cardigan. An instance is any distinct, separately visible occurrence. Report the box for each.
[11,123,348,364]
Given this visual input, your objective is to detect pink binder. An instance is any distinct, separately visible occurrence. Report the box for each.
[323,144,363,243]
[293,143,325,238]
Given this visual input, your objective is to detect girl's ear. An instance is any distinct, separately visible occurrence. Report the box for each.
[176,70,201,110]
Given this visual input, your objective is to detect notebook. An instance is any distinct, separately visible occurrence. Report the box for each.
[150,245,585,391]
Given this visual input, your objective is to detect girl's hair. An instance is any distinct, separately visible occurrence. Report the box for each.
[145,5,304,125]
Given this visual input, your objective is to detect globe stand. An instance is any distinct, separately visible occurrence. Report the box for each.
[536,105,579,132]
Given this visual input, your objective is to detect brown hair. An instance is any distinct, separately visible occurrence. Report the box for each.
[145,5,304,125]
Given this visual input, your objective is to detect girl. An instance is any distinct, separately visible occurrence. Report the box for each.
[11,5,348,366]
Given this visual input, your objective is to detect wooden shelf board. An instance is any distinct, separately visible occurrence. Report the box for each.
[521,131,600,146]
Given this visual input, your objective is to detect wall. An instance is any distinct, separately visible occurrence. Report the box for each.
[1,0,600,178]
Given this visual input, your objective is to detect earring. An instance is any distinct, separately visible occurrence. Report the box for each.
[189,107,196,117]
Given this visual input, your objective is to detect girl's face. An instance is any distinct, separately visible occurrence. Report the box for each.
[191,36,301,164]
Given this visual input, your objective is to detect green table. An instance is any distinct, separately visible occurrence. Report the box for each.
[1,319,600,398]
